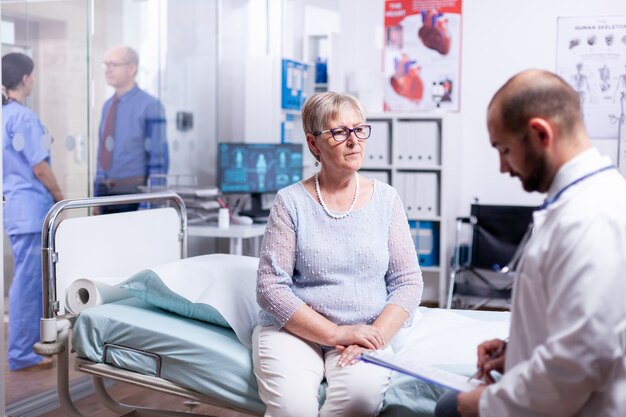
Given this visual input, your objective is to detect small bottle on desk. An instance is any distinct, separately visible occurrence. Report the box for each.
[218,208,230,229]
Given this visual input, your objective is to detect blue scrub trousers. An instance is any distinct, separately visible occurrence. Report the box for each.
[8,232,45,370]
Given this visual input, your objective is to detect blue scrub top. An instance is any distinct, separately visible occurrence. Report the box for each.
[2,100,54,235]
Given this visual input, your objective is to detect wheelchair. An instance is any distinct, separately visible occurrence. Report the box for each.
[446,202,535,309]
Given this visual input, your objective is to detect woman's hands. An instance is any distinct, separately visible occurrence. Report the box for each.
[331,305,412,368]
[283,305,405,369]
[330,324,385,351]
[331,324,386,368]
[335,344,370,367]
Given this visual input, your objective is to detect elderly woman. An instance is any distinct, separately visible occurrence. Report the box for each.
[253,92,423,417]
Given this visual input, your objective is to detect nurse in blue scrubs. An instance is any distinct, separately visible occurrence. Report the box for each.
[2,52,63,371]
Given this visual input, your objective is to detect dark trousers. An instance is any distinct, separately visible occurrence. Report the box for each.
[435,390,461,417]
[95,181,141,214]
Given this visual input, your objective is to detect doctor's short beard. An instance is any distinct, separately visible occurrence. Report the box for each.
[519,144,551,193]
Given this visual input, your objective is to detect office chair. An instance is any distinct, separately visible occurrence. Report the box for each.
[446,202,535,309]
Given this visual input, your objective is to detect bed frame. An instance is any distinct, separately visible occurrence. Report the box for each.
[33,192,247,417]
[34,192,511,417]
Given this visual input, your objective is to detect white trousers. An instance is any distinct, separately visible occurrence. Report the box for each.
[252,325,392,417]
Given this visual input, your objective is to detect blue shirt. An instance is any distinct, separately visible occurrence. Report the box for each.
[95,85,169,184]
[257,180,423,330]
[2,101,54,235]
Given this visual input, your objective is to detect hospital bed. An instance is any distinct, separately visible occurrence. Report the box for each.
[35,192,510,417]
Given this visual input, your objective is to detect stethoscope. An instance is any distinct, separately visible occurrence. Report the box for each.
[536,165,616,211]
[502,164,616,274]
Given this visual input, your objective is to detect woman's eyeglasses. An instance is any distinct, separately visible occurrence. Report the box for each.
[314,124,372,143]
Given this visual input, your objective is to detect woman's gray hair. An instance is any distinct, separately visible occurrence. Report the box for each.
[301,92,366,136]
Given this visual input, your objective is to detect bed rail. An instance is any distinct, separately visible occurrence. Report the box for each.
[34,191,195,417]
[41,191,187,324]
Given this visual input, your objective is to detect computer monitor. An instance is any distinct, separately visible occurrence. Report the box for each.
[218,142,304,220]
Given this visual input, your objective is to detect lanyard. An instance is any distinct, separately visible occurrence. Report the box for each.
[537,165,615,211]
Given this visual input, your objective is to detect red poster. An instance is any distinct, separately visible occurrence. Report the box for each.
[384,0,462,112]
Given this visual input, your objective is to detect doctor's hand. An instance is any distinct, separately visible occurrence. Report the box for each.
[331,324,385,351]
[335,344,370,368]
[476,338,507,384]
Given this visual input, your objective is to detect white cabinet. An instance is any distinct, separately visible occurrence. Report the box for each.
[364,120,391,168]
[361,113,459,306]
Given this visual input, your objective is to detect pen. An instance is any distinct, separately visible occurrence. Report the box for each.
[467,339,508,382]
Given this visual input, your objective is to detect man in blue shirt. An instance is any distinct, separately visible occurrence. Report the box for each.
[95,45,168,213]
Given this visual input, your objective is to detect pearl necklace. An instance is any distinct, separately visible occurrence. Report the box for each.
[315,172,360,219]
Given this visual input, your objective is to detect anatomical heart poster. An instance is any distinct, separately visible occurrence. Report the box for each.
[383,0,462,112]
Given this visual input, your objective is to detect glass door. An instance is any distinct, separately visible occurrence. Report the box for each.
[91,0,219,193]
[1,0,92,410]
[2,0,219,413]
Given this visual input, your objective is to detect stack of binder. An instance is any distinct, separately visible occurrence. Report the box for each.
[393,120,440,167]
[409,220,439,267]
[396,172,439,218]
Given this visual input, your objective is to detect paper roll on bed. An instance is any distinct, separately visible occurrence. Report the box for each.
[65,279,131,314]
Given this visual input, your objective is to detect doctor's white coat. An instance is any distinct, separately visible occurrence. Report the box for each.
[480,149,626,417]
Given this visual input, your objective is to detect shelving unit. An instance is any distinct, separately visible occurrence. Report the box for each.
[361,112,459,306]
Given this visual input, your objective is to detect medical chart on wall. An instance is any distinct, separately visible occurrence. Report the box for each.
[383,0,462,112]
[556,16,626,140]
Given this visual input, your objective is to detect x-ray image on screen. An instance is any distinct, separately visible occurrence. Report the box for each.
[218,143,303,194]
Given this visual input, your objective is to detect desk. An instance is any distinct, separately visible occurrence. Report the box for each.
[188,223,267,256]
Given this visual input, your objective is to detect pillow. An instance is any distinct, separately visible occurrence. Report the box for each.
[120,253,261,348]
[121,269,230,328]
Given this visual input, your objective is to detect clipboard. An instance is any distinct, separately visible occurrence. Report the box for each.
[360,351,483,392]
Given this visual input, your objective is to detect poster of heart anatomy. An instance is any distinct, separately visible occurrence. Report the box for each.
[556,16,626,140]
[383,0,462,112]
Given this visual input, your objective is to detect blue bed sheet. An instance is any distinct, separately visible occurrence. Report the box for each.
[73,297,265,414]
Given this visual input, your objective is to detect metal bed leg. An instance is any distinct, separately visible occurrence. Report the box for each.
[92,375,220,417]
[92,376,136,415]
[36,319,90,417]
[56,327,89,417]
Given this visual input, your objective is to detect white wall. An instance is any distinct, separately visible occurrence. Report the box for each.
[165,1,218,186]
[225,0,626,225]
[459,0,626,210]
[217,0,249,144]
[331,0,626,216]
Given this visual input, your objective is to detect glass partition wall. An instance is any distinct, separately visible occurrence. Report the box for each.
[1,0,218,413]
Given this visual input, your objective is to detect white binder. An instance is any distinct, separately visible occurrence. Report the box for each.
[393,172,409,215]
[416,172,439,216]
[393,120,440,167]
[363,120,391,168]
[408,173,420,218]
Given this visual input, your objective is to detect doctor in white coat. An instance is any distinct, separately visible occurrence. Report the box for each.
[439,69,626,417]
